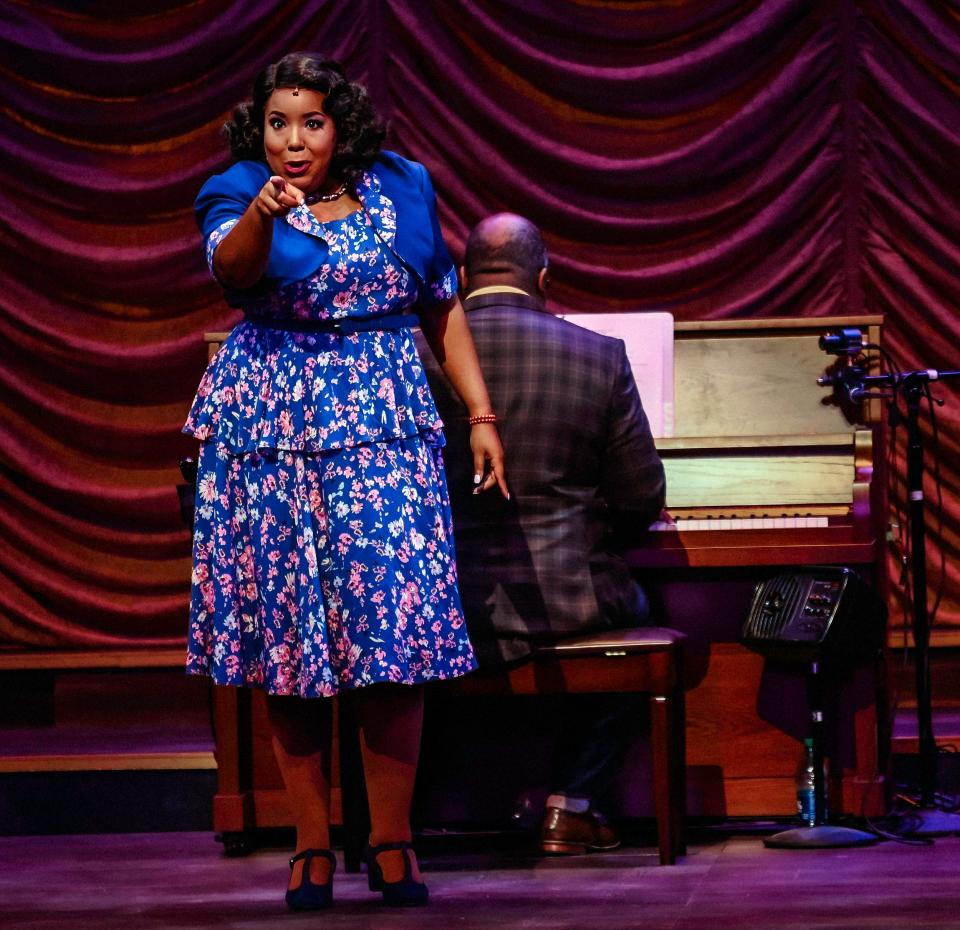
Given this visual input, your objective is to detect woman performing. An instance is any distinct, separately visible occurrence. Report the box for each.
[184,52,506,910]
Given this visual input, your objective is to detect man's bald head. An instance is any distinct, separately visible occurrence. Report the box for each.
[462,213,549,299]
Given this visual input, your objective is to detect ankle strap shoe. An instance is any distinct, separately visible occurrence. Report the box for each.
[285,847,335,911]
[364,841,429,907]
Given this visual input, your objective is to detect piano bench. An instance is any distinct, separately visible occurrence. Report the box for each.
[339,626,687,868]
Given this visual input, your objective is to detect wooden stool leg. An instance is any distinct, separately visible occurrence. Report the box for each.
[649,693,676,865]
[669,688,687,856]
[212,685,256,849]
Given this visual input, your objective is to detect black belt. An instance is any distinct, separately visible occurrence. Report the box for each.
[244,312,417,335]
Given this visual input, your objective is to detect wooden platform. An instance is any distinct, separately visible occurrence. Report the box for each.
[891,709,960,754]
[0,724,215,773]
[0,660,217,836]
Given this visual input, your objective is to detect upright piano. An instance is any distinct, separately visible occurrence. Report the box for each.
[632,315,882,569]
[623,315,886,817]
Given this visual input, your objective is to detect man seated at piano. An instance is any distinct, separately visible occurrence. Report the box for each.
[416,213,666,855]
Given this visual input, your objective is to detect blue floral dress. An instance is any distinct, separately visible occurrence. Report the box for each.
[184,170,477,698]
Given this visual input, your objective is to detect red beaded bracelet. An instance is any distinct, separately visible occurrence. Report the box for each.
[468,413,498,425]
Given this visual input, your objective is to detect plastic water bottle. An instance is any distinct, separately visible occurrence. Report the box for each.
[796,738,819,826]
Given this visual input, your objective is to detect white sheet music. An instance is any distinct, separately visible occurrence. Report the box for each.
[558,312,674,438]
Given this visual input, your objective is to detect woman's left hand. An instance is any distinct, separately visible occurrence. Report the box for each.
[470,423,509,498]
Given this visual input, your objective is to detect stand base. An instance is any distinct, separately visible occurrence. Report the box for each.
[763,825,877,849]
[888,808,960,837]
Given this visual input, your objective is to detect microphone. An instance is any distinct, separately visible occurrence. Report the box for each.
[817,364,867,402]
[819,328,863,356]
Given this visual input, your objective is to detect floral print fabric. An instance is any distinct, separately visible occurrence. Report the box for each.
[187,206,447,455]
[188,436,473,695]
[185,199,476,696]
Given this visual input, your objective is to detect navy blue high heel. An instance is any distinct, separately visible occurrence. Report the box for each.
[285,848,335,911]
[364,841,428,906]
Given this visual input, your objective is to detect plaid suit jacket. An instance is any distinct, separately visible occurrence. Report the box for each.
[416,292,666,664]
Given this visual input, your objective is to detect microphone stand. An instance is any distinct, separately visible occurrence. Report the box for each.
[764,657,877,848]
[820,349,960,835]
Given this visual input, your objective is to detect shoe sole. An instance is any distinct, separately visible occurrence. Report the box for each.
[382,896,429,907]
[541,840,622,855]
[285,891,334,911]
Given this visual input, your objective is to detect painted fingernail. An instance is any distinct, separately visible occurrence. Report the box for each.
[473,473,482,484]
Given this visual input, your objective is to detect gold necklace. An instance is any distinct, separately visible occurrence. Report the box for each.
[305,182,348,205]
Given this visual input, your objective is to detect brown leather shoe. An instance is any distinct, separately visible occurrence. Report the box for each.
[540,806,621,855]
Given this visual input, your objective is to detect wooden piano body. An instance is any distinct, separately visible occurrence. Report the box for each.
[203,314,887,841]
[625,314,885,817]
[641,315,881,566]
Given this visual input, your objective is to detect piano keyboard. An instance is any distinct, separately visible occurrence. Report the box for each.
[650,516,830,532]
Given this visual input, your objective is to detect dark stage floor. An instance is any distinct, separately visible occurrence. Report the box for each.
[3,830,959,929]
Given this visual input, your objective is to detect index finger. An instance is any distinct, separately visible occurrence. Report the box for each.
[487,455,509,500]
[270,175,304,206]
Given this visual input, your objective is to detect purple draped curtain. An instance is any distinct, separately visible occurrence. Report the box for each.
[1,0,958,650]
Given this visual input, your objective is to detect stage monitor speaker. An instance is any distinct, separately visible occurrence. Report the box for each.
[741,566,880,663]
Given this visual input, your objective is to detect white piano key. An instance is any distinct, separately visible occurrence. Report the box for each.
[649,516,832,531]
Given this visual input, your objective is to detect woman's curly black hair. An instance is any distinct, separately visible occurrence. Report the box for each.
[224,52,386,189]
